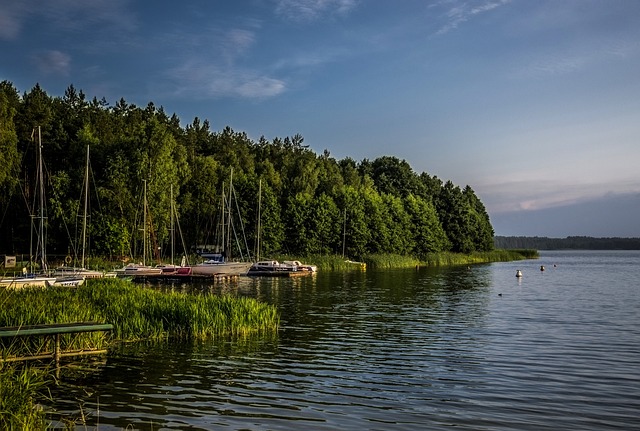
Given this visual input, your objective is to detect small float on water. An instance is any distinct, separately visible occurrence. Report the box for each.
[516,270,523,278]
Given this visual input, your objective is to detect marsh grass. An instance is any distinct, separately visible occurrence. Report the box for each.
[1,279,280,358]
[362,254,420,269]
[286,249,537,271]
[0,363,50,430]
[421,249,538,266]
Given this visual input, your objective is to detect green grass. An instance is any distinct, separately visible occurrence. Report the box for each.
[1,279,280,359]
[279,249,538,271]
[420,249,538,266]
[0,363,50,430]
[362,254,420,269]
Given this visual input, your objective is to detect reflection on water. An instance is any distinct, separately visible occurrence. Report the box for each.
[47,252,640,430]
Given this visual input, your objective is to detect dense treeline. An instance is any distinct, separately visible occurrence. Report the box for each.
[494,236,640,250]
[0,81,494,263]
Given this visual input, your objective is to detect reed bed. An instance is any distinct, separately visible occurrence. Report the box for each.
[286,249,537,271]
[0,363,50,430]
[362,254,421,269]
[421,249,538,266]
[1,279,280,358]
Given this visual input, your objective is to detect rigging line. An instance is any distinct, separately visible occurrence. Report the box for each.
[231,185,252,260]
[40,151,80,262]
[222,191,245,261]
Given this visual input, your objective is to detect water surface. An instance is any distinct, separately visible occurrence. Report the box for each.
[50,251,640,430]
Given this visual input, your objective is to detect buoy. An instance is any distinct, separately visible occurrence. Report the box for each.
[540,265,545,271]
[516,270,523,278]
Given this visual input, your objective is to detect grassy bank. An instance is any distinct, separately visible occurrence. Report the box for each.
[1,279,280,348]
[280,249,538,271]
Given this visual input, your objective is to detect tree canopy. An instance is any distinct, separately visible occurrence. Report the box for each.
[0,82,494,262]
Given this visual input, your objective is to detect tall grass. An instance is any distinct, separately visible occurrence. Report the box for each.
[0,363,50,430]
[362,254,420,269]
[282,249,537,271]
[270,254,366,271]
[1,279,280,358]
[421,249,538,266]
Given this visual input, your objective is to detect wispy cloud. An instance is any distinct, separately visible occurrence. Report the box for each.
[159,22,287,100]
[32,50,71,76]
[479,177,640,214]
[0,1,31,40]
[275,0,358,21]
[433,0,511,35]
[166,61,286,99]
[512,39,640,79]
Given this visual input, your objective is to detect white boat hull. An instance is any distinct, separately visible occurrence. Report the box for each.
[0,276,56,289]
[191,262,252,277]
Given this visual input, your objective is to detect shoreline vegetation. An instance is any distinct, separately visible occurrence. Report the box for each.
[287,249,538,270]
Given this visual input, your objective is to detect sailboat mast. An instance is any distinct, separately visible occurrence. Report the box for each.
[81,145,89,268]
[227,169,233,259]
[220,181,225,256]
[256,179,262,262]
[143,179,147,266]
[170,185,174,265]
[37,126,47,271]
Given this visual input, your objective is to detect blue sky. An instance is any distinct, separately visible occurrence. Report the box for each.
[2,0,639,237]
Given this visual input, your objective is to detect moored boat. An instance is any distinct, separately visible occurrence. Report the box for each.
[191,254,252,277]
[0,273,57,289]
[282,260,317,272]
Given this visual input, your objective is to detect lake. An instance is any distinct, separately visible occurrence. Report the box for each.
[49,250,640,430]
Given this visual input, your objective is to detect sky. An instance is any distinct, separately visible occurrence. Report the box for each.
[1,0,639,238]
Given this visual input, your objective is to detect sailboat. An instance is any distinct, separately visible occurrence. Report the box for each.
[52,145,107,282]
[0,127,56,289]
[154,185,191,276]
[121,179,163,277]
[191,170,253,277]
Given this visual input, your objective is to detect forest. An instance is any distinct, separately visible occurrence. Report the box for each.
[0,81,494,264]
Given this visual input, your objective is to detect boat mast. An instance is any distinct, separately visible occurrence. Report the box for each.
[143,179,147,266]
[37,126,47,272]
[342,208,346,258]
[256,179,262,262]
[81,145,89,268]
[227,169,233,259]
[220,181,225,257]
[170,185,174,265]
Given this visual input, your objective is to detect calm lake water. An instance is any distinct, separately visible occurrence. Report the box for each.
[49,250,640,430]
